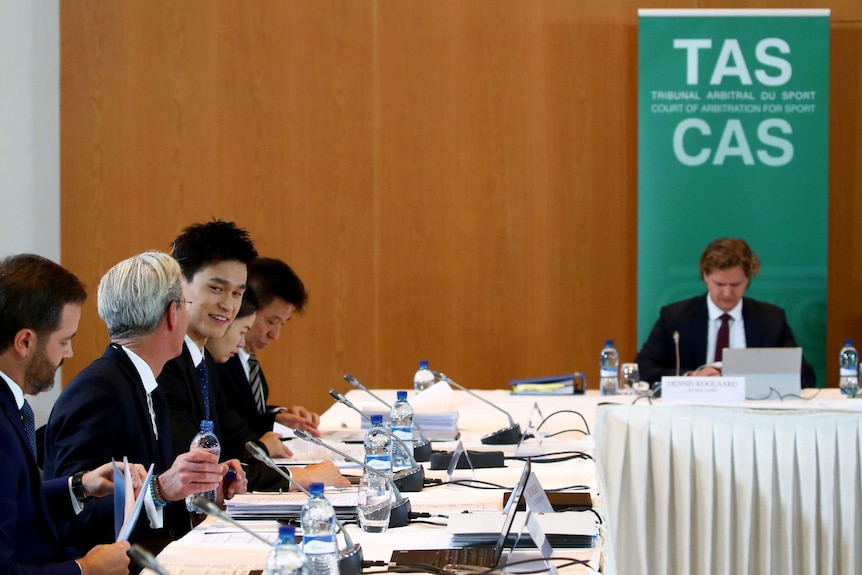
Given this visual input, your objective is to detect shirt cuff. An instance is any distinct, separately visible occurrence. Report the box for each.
[68,476,84,515]
[144,487,165,529]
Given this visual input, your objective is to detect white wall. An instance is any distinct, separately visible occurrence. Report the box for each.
[0,0,61,426]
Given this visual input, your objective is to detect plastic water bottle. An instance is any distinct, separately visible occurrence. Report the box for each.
[839,338,859,397]
[413,360,435,393]
[265,525,306,575]
[363,414,392,476]
[301,483,340,575]
[185,419,220,512]
[599,340,619,396]
[390,391,414,471]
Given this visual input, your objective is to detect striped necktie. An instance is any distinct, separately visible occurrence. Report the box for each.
[247,355,266,415]
[714,313,731,363]
[20,399,37,458]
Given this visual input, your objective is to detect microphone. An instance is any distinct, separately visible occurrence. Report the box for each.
[128,544,170,575]
[244,442,363,575]
[190,496,275,545]
[328,389,425,491]
[432,371,521,445]
[342,374,433,462]
[673,330,681,377]
[292,429,413,527]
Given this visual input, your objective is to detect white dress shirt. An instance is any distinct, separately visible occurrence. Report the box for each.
[705,295,747,367]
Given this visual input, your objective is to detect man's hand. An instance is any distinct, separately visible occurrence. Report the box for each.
[217,459,248,504]
[156,449,226,502]
[692,365,722,377]
[286,405,320,427]
[82,461,148,499]
[260,432,293,458]
[77,541,130,575]
[290,461,350,490]
[275,410,320,437]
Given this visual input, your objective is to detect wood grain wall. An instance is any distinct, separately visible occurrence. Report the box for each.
[61,1,862,415]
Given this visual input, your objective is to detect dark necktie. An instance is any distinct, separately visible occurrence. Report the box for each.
[20,399,36,458]
[196,359,211,420]
[248,355,266,415]
[714,313,731,363]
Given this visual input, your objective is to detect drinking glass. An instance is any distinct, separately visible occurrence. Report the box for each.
[356,475,392,533]
[620,363,640,395]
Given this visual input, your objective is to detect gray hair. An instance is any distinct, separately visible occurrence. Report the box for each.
[98,251,183,339]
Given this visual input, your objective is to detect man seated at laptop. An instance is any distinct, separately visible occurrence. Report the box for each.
[636,237,816,387]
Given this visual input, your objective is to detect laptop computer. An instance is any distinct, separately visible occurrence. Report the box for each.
[388,459,532,571]
[722,347,803,400]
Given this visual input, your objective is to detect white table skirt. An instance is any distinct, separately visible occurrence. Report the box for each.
[595,404,862,575]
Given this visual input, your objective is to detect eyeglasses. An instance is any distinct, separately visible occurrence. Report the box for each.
[174,299,193,310]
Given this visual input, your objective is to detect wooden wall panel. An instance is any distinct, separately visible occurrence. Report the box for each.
[61,1,862,415]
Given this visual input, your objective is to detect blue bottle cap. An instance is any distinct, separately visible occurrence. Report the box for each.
[309,482,325,495]
[370,414,383,425]
[846,338,854,346]
[419,360,429,369]
[278,524,296,539]
[397,391,408,400]
[605,339,614,347]
[200,420,214,432]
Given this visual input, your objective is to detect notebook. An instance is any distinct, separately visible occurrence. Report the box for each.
[388,459,532,570]
[722,347,803,400]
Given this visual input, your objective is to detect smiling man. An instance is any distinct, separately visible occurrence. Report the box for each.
[636,238,816,387]
[159,221,347,491]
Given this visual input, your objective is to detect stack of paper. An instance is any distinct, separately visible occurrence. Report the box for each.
[225,491,359,520]
[509,374,585,395]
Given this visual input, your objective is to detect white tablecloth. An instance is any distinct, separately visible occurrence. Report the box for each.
[595,402,862,575]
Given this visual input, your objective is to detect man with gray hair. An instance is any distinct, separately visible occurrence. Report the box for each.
[44,251,248,557]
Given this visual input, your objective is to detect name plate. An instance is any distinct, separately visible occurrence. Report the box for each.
[661,376,746,404]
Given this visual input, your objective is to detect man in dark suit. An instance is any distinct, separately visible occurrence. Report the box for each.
[159,221,347,490]
[210,258,319,437]
[636,238,816,387]
[0,253,132,575]
[44,251,246,557]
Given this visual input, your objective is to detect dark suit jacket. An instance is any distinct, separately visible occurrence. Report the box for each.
[158,343,289,491]
[635,295,816,388]
[0,379,80,575]
[43,344,190,555]
[217,355,277,437]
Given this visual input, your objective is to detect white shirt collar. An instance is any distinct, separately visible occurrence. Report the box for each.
[119,346,159,395]
[0,369,24,410]
[184,334,205,367]
[706,294,743,322]
[237,347,251,379]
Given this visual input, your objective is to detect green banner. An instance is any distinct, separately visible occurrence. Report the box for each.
[637,10,830,385]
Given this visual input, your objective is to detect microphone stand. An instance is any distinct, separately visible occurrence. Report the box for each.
[128,544,170,575]
[244,442,363,575]
[433,371,522,445]
[328,389,425,493]
[292,430,413,528]
[343,374,433,462]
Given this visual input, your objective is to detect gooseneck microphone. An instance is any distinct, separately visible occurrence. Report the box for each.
[433,371,522,445]
[190,496,275,545]
[342,374,433,462]
[245,442,363,575]
[673,330,681,377]
[292,429,413,528]
[128,544,170,575]
[328,389,425,492]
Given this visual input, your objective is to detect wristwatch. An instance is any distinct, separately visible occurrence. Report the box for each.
[71,470,93,503]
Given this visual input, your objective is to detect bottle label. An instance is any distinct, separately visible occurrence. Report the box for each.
[600,368,618,378]
[840,367,858,377]
[392,427,413,444]
[303,535,336,555]
[365,454,392,473]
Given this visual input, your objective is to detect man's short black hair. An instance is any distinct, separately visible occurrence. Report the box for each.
[170,220,258,281]
[248,257,308,312]
[0,254,87,354]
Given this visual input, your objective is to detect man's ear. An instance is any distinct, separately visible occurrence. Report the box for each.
[166,301,179,331]
[12,329,37,359]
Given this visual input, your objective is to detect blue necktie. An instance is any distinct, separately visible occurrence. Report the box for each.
[196,359,211,420]
[20,399,36,458]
